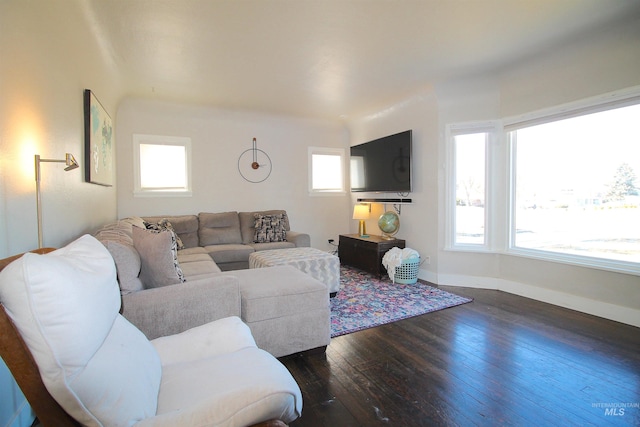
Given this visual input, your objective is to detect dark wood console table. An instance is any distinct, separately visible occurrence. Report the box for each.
[338,234,406,278]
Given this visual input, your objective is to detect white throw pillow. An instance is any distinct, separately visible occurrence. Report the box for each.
[0,235,161,426]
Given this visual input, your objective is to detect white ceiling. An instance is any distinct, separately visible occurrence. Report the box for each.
[83,0,640,120]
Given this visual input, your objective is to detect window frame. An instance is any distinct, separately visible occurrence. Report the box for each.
[505,92,640,275]
[133,134,192,197]
[308,146,346,196]
[445,121,499,252]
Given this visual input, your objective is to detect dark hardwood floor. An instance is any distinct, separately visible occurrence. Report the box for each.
[280,286,640,426]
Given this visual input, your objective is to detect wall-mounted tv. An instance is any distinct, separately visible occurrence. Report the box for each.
[350,130,412,193]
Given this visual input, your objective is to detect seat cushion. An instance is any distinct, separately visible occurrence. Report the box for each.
[205,244,255,264]
[177,252,222,279]
[249,241,296,251]
[137,347,302,427]
[222,266,329,322]
[0,235,161,426]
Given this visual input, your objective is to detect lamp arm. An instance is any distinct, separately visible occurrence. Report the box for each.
[34,153,79,249]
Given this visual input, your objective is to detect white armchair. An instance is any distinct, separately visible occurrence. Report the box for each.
[0,235,302,427]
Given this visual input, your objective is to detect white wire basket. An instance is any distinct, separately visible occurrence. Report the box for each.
[394,257,420,284]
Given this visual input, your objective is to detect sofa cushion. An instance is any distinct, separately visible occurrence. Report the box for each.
[144,347,302,426]
[253,213,287,243]
[0,235,162,426]
[239,210,291,244]
[103,240,144,294]
[177,252,222,278]
[199,212,243,246]
[205,244,255,264]
[144,218,185,250]
[144,215,199,249]
[133,227,185,288]
[94,219,134,245]
[250,241,296,251]
[223,266,328,323]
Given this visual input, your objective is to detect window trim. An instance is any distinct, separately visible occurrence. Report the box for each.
[308,146,346,196]
[133,134,192,197]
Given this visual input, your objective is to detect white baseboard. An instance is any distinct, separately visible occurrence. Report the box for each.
[435,273,640,328]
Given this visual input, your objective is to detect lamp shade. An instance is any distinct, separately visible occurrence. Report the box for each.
[352,204,370,220]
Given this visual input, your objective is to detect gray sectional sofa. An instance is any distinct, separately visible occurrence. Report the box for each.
[94,210,331,358]
[143,210,310,271]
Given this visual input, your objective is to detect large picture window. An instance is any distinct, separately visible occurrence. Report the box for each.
[509,103,640,265]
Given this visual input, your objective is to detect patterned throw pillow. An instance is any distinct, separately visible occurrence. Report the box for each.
[144,218,185,250]
[253,214,287,243]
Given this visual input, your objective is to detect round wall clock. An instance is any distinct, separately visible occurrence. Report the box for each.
[238,137,272,183]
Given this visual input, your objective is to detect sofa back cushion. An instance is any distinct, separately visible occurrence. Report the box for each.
[199,212,242,245]
[0,235,161,426]
[102,240,144,294]
[94,220,144,294]
[239,210,290,244]
[143,215,200,249]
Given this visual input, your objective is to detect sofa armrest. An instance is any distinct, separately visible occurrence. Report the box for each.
[121,275,241,340]
[287,231,310,247]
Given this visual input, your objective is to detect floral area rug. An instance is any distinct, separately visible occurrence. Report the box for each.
[330,266,473,337]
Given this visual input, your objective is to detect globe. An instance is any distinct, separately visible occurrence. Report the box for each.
[378,211,400,238]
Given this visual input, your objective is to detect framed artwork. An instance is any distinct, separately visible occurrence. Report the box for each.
[84,89,114,186]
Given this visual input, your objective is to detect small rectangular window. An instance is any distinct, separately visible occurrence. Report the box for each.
[133,134,192,197]
[308,147,346,195]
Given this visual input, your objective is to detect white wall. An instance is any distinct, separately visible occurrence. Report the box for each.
[349,16,640,327]
[0,2,121,426]
[115,98,351,249]
[347,91,441,281]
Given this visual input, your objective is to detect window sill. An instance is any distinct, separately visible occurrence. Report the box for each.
[134,190,193,198]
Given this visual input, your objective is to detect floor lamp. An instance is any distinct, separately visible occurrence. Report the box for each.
[35,153,79,248]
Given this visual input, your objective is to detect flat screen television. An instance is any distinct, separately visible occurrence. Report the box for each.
[350,130,412,193]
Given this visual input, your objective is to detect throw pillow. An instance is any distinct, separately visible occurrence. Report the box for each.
[133,227,185,288]
[253,214,287,243]
[144,218,185,250]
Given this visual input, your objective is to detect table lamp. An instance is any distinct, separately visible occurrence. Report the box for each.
[353,204,370,237]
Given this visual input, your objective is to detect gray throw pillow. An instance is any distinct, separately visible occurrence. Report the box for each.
[102,241,144,294]
[144,218,185,250]
[132,227,185,289]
